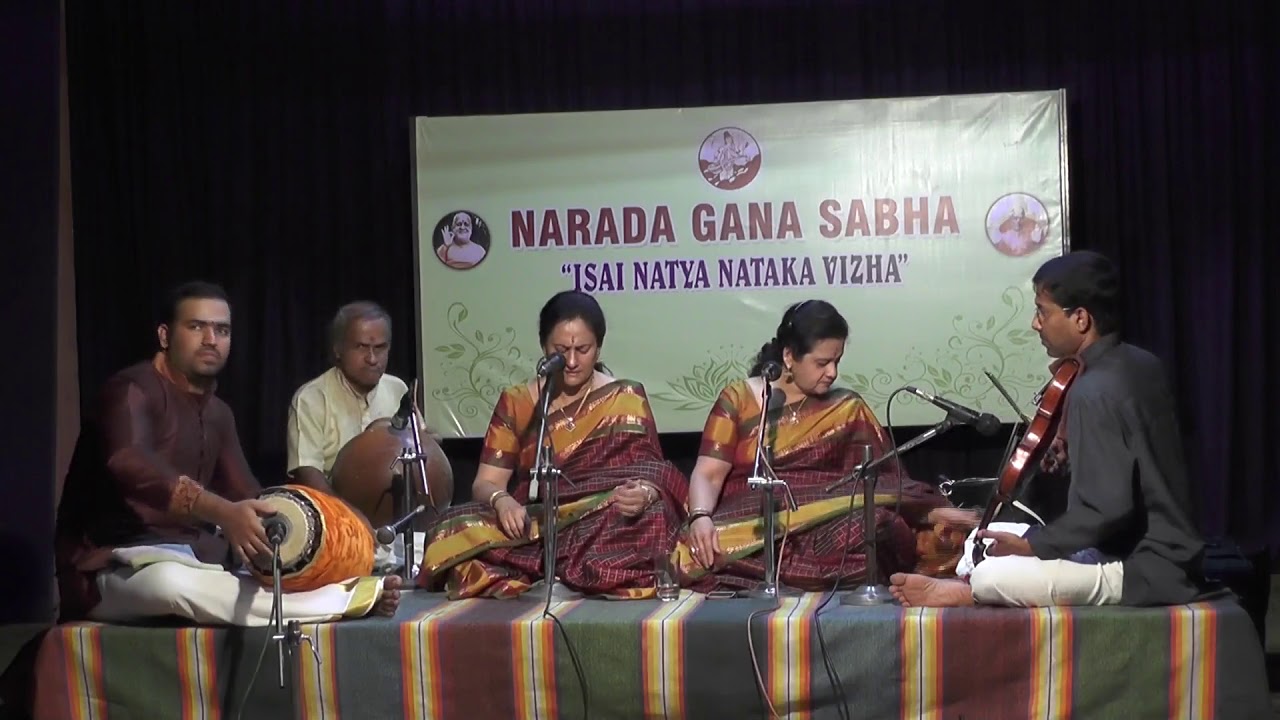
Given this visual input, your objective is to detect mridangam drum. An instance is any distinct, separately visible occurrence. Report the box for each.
[248,484,376,592]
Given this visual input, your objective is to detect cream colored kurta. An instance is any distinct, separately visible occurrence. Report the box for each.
[286,366,409,478]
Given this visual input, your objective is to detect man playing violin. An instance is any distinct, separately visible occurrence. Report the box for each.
[890,251,1205,607]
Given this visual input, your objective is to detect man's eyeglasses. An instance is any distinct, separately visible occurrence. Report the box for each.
[1033,305,1077,320]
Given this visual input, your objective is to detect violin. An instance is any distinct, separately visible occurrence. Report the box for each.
[970,357,1080,567]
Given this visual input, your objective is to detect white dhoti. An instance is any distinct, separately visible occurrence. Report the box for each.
[89,545,385,627]
[955,522,1124,607]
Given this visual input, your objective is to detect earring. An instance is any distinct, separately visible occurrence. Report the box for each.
[784,366,794,383]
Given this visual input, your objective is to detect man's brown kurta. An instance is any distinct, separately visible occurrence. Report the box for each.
[55,353,261,620]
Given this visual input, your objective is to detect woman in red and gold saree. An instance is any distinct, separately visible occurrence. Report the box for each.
[683,300,974,592]
[419,291,688,599]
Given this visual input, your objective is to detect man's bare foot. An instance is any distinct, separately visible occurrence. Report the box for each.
[374,575,403,617]
[889,573,975,608]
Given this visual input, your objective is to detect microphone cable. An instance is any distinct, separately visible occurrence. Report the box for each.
[236,548,281,720]
[744,470,796,720]
[809,386,909,720]
[885,387,906,543]
[751,447,852,720]
[520,401,588,720]
[235,612,276,720]
[741,385,790,718]
[809,492,855,720]
[537,488,589,720]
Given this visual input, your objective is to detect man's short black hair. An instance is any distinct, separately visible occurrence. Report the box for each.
[1032,250,1122,336]
[161,281,229,325]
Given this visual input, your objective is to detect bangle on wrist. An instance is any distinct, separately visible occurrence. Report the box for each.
[488,489,511,508]
[642,483,658,504]
[687,508,713,525]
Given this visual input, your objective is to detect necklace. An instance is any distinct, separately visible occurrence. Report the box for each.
[558,377,594,431]
[765,378,808,425]
[785,396,808,425]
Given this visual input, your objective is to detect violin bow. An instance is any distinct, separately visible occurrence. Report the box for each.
[983,370,1031,425]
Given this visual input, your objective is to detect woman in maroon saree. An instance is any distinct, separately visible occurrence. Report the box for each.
[419,291,688,599]
[681,300,975,592]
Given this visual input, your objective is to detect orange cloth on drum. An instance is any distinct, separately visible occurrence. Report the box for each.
[249,484,376,593]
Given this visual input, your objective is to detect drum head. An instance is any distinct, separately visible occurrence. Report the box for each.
[250,487,321,576]
[330,420,454,528]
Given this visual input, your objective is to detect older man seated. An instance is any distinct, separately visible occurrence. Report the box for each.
[287,301,438,573]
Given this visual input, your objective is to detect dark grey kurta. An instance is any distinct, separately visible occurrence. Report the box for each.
[1028,334,1204,605]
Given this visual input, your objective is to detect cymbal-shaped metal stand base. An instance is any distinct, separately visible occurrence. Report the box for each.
[520,578,583,601]
[742,584,804,601]
[840,584,898,606]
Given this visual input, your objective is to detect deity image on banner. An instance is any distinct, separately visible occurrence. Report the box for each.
[433,210,492,270]
[698,127,762,190]
[985,193,1050,257]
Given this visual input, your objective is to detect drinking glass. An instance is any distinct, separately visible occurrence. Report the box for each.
[654,552,680,602]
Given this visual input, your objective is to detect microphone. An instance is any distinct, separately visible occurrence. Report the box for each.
[758,361,783,382]
[389,388,414,430]
[904,386,1002,436]
[536,353,566,377]
[263,514,287,546]
[375,504,427,545]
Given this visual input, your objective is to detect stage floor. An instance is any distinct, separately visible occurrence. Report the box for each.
[6,590,1272,719]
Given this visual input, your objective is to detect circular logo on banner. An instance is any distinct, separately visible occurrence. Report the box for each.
[698,127,762,190]
[432,210,491,271]
[985,193,1050,257]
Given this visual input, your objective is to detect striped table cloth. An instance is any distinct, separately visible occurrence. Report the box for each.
[24,591,1270,719]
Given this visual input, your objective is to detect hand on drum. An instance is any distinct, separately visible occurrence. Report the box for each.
[926,507,980,531]
[222,498,278,566]
[688,516,721,570]
[494,495,530,539]
[610,480,655,517]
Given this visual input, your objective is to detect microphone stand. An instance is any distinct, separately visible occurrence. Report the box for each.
[823,416,957,494]
[837,416,957,606]
[377,505,429,546]
[744,380,798,602]
[267,530,317,688]
[521,371,581,601]
[388,404,434,582]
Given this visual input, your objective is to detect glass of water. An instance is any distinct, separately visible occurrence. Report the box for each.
[654,552,680,602]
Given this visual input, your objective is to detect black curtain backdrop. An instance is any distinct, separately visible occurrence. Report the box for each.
[63,0,1277,554]
[0,0,60,623]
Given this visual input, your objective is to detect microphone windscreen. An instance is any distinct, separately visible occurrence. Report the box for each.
[760,361,783,382]
[263,515,288,545]
[974,413,1003,437]
[536,353,566,376]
